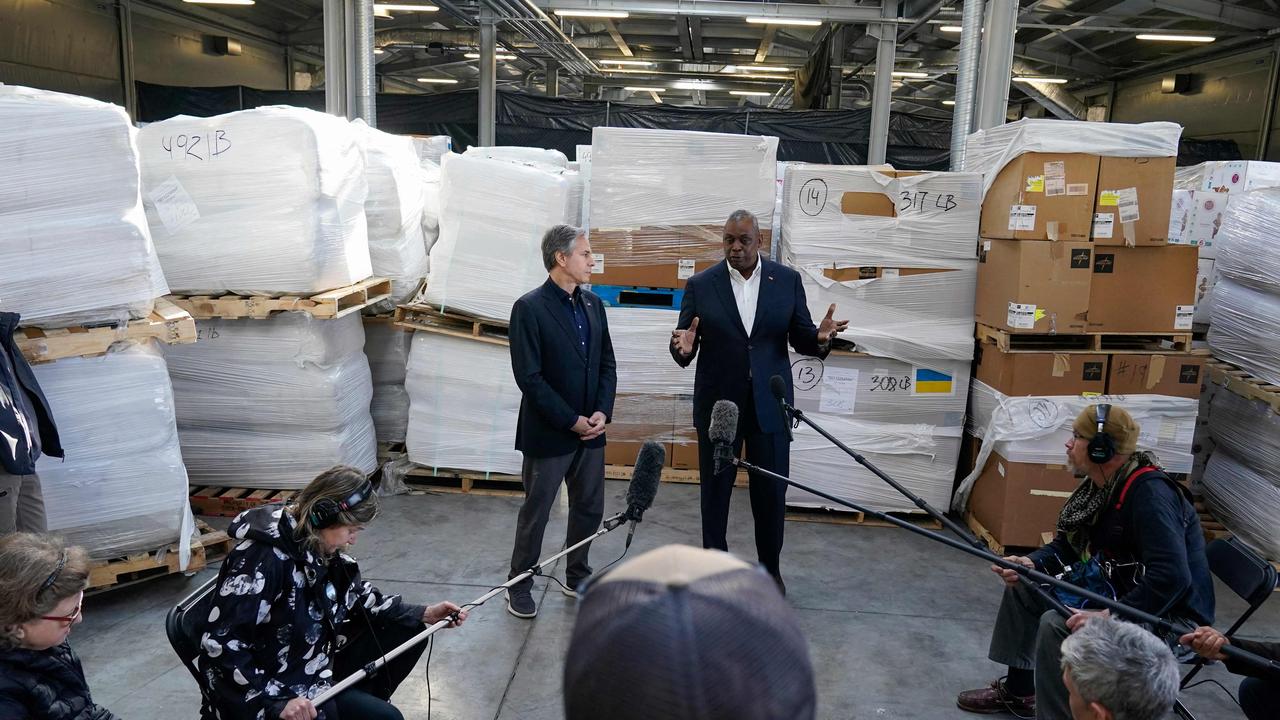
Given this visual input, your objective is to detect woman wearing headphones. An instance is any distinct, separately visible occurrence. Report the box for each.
[198,465,467,720]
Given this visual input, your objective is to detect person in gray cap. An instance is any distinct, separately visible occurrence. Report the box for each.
[563,544,817,720]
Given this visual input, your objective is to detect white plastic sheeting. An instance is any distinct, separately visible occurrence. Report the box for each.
[364,320,412,443]
[405,333,521,475]
[1215,188,1280,295]
[421,152,577,321]
[33,343,195,562]
[589,128,779,229]
[138,106,372,294]
[1201,452,1280,561]
[963,119,1182,194]
[1208,278,1280,387]
[463,145,568,168]
[609,308,693,397]
[165,313,378,488]
[353,120,430,305]
[0,85,166,327]
[411,135,452,166]
[955,380,1199,510]
[786,353,969,513]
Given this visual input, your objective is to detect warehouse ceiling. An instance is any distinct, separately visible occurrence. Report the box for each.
[153,0,1280,112]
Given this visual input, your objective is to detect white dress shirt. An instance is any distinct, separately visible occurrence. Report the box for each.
[728,253,763,337]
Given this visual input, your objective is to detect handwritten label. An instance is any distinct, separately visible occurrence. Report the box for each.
[792,357,824,391]
[819,367,860,413]
[868,372,913,393]
[159,130,232,161]
[147,175,200,233]
[195,326,221,341]
[897,190,959,214]
[798,178,828,216]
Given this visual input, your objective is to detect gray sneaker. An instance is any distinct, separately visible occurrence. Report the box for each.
[506,587,537,618]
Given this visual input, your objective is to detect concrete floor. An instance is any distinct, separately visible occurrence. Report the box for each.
[75,480,1275,719]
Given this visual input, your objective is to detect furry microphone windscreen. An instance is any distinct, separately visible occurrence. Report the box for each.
[625,440,664,519]
[709,400,739,446]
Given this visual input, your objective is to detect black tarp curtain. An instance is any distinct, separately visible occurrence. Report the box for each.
[136,82,1241,169]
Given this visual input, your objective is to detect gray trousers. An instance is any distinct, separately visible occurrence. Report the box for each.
[508,445,605,593]
[0,471,47,535]
[988,580,1073,720]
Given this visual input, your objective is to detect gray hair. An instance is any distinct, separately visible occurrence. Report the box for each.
[541,224,583,271]
[725,209,760,236]
[1059,616,1179,720]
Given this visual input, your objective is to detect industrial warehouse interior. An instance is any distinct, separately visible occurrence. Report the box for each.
[2,0,1280,719]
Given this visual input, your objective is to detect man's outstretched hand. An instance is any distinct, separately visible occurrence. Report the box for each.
[817,304,849,343]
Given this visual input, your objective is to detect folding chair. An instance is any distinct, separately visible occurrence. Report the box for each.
[1174,536,1277,720]
[165,576,220,718]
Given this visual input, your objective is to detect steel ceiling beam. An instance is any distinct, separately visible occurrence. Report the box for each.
[676,16,695,60]
[1152,0,1280,29]
[529,0,887,23]
[604,18,635,56]
[755,26,777,63]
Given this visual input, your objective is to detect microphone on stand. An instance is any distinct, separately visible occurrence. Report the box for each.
[708,400,738,475]
[622,441,664,548]
[769,374,794,442]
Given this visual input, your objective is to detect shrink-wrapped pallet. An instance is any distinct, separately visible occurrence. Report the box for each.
[138,106,372,294]
[785,353,969,512]
[405,333,521,474]
[1208,278,1280,387]
[364,320,412,443]
[412,135,452,166]
[0,85,167,327]
[1201,452,1280,561]
[353,121,430,305]
[33,343,195,562]
[165,313,377,488]
[421,152,577,321]
[1215,188,1280,295]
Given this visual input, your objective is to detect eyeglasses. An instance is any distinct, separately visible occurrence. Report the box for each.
[40,593,83,625]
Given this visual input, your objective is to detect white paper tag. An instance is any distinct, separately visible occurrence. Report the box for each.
[677,259,696,279]
[1092,213,1115,239]
[591,253,605,273]
[1117,187,1141,223]
[1174,305,1194,330]
[1008,302,1037,329]
[1044,161,1066,179]
[147,175,200,233]
[1045,177,1066,197]
[1008,205,1037,231]
[982,240,992,252]
[818,367,859,414]
[881,268,900,278]
[1066,183,1089,196]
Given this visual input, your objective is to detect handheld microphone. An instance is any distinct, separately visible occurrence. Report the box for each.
[708,400,739,476]
[769,374,793,442]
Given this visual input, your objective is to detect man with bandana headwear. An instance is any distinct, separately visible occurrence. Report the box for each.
[957,404,1214,719]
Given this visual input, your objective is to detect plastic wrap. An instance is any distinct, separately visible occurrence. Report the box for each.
[363,320,412,443]
[165,313,377,488]
[1215,188,1280,294]
[138,106,372,294]
[1207,385,1280,481]
[605,308,695,443]
[411,135,452,166]
[955,380,1199,510]
[1208,278,1280,387]
[1201,451,1280,561]
[421,152,577,321]
[786,352,968,512]
[463,145,568,168]
[405,333,521,475]
[963,119,1182,194]
[420,158,442,252]
[0,85,166,327]
[1174,164,1206,191]
[352,120,430,305]
[33,343,195,563]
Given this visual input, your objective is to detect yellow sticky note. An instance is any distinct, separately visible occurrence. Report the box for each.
[1034,308,1046,322]
[1099,190,1120,207]
[1081,391,1101,398]
[1026,175,1045,193]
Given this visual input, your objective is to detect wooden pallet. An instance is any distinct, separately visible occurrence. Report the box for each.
[393,303,509,346]
[377,441,407,463]
[976,323,1194,354]
[190,486,297,517]
[87,521,232,593]
[15,299,197,364]
[404,466,525,496]
[786,505,943,529]
[1206,360,1280,414]
[964,512,1039,556]
[168,277,392,320]
[604,463,749,487]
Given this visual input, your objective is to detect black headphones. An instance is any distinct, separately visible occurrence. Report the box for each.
[308,480,374,529]
[1087,403,1116,464]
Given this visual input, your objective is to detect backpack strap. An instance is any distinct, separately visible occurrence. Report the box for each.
[1114,466,1161,511]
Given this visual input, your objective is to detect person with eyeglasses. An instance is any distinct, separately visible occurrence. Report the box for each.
[0,532,117,720]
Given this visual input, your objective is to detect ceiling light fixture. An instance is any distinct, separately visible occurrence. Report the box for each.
[1135,33,1215,43]
[891,71,930,78]
[730,90,772,96]
[939,25,963,32]
[465,52,517,60]
[746,16,822,26]
[182,0,255,5]
[624,86,666,92]
[943,100,956,105]
[417,77,459,84]
[740,65,793,73]
[374,48,385,54]
[1013,76,1069,84]
[554,9,628,18]
[374,3,439,11]
[601,59,654,66]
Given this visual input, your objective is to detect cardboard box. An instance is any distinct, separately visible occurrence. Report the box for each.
[974,345,1108,396]
[603,392,677,467]
[1106,354,1206,399]
[589,226,772,289]
[979,153,1100,241]
[975,239,1093,333]
[671,440,699,471]
[605,440,674,469]
[1167,189,1196,246]
[1086,246,1198,332]
[1092,157,1175,246]
[968,440,1082,549]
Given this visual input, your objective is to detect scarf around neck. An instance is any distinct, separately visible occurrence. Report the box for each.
[1056,451,1161,558]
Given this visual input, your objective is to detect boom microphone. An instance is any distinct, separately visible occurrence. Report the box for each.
[769,374,793,441]
[625,440,664,526]
[708,400,738,475]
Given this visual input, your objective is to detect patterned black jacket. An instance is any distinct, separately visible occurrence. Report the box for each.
[0,641,117,720]
[197,505,424,720]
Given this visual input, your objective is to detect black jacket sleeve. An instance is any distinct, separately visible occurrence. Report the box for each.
[787,271,830,359]
[1119,480,1194,616]
[595,305,617,422]
[670,278,699,368]
[1027,531,1079,572]
[509,298,579,431]
[1224,637,1280,682]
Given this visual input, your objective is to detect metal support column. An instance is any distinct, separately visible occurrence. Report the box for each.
[116,0,138,118]
[546,58,560,97]
[867,1,897,164]
[351,0,376,125]
[948,0,982,170]
[827,25,844,110]
[1257,40,1280,161]
[478,4,497,145]
[974,0,1016,130]
[323,0,347,117]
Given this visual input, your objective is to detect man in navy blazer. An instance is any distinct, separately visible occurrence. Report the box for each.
[670,210,847,593]
[507,224,617,618]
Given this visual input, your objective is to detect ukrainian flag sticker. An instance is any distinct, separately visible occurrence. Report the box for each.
[912,367,955,396]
